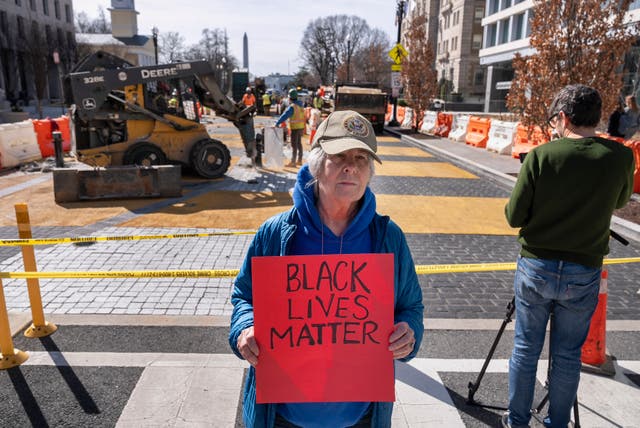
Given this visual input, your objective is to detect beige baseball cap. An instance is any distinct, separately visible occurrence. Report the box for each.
[311,110,381,163]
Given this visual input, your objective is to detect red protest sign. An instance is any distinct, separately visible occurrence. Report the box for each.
[252,253,395,403]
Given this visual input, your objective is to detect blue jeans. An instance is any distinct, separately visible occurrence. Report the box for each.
[508,256,600,428]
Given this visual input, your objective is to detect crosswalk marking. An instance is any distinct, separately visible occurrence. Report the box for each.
[21,353,640,427]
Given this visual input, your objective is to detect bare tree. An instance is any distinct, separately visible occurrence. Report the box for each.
[75,6,112,34]
[401,13,437,131]
[159,31,185,63]
[75,11,92,33]
[351,28,392,89]
[300,15,372,85]
[507,0,637,135]
[184,29,238,92]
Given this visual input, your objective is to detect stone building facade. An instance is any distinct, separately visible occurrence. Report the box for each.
[0,0,76,109]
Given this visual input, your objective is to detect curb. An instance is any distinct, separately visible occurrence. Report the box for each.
[9,313,640,335]
[386,128,640,244]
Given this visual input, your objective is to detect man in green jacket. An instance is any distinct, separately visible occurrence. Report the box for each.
[503,84,635,428]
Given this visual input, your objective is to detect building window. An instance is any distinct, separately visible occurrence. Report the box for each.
[57,27,64,46]
[0,11,8,35]
[45,24,52,44]
[475,7,485,23]
[499,18,510,44]
[54,0,60,19]
[526,10,533,37]
[15,0,22,6]
[486,23,497,48]
[453,10,460,26]
[65,4,72,23]
[474,69,485,86]
[31,20,39,41]
[66,30,74,50]
[473,33,483,50]
[17,16,25,37]
[42,0,49,15]
[502,0,512,10]
[488,0,499,15]
[512,13,525,41]
[29,0,36,11]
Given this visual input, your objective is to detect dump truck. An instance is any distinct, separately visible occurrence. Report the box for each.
[334,84,387,134]
[64,51,256,179]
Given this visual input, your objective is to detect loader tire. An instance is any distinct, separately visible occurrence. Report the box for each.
[123,143,167,167]
[189,139,231,179]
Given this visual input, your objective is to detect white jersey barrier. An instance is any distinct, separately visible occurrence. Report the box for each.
[0,120,41,169]
[486,120,519,155]
[420,111,438,135]
[400,108,413,129]
[448,114,469,142]
[262,126,285,171]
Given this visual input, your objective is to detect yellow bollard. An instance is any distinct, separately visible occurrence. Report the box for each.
[0,278,29,369]
[14,204,57,338]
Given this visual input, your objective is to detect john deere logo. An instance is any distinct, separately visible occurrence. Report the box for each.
[82,98,97,109]
[343,116,369,137]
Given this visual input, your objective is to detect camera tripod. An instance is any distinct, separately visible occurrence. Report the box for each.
[466,297,581,427]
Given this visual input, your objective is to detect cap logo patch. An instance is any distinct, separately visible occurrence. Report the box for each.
[343,116,369,137]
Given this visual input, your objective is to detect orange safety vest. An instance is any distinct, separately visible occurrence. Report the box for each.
[289,104,306,130]
[242,93,256,107]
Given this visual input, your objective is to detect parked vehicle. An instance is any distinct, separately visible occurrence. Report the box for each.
[333,84,387,134]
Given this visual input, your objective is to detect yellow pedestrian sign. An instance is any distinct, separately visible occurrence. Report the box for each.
[388,43,408,65]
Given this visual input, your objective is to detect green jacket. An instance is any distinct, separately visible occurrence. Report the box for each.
[505,136,635,267]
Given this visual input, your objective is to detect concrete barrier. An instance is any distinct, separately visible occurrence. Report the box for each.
[401,108,414,129]
[0,120,41,168]
[448,114,469,142]
[486,120,518,155]
[420,111,438,135]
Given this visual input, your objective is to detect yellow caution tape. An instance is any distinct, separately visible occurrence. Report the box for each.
[1,257,638,279]
[0,269,240,279]
[0,231,257,247]
[416,262,517,274]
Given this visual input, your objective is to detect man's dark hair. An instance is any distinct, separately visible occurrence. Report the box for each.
[548,84,602,127]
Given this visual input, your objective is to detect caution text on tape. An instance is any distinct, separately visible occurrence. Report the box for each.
[0,231,257,247]
[1,257,638,279]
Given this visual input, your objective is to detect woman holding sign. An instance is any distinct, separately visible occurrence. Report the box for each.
[230,110,424,428]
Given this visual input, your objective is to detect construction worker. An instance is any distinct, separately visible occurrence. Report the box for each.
[262,91,272,116]
[167,90,179,114]
[313,90,324,110]
[275,89,305,167]
[242,87,256,108]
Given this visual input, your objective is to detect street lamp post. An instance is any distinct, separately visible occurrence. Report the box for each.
[388,0,406,127]
[331,53,337,85]
[346,35,352,83]
[152,26,159,65]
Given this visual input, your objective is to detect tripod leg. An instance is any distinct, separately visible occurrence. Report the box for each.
[573,397,580,428]
[467,297,515,406]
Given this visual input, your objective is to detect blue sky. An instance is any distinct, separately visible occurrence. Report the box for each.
[77,0,401,76]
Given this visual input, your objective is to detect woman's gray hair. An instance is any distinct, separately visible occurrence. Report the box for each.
[304,146,376,192]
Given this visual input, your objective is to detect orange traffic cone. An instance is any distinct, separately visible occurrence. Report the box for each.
[581,269,615,376]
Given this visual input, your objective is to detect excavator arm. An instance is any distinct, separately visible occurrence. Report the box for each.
[67,52,251,122]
